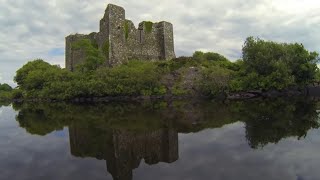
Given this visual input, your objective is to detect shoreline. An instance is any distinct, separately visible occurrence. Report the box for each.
[3,85,320,103]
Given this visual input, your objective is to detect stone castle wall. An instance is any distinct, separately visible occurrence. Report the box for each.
[65,4,175,71]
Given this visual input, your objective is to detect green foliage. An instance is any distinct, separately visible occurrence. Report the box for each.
[231,37,319,91]
[0,83,12,91]
[0,91,12,101]
[92,61,163,96]
[172,84,188,96]
[14,60,167,100]
[72,39,105,73]
[14,60,73,99]
[102,40,109,59]
[14,102,171,135]
[156,56,199,72]
[198,65,233,96]
[14,59,59,90]
[0,83,13,101]
[14,98,319,151]
[144,21,153,33]
[192,51,205,61]
[171,68,191,96]
[12,37,320,100]
[231,98,319,148]
[315,68,320,82]
[193,51,228,62]
[11,89,23,99]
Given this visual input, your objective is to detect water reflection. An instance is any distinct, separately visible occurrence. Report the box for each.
[13,98,320,180]
[0,101,10,108]
[231,99,320,148]
[69,125,178,180]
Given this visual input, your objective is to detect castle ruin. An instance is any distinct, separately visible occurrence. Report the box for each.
[65,4,175,71]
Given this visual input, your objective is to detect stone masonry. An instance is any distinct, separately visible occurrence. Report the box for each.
[65,4,175,71]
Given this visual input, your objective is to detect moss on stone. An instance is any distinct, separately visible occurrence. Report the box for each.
[124,20,129,40]
[71,39,92,50]
[102,40,110,59]
[72,38,99,50]
[144,21,153,33]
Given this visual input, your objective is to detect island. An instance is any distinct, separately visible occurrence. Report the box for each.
[1,4,320,102]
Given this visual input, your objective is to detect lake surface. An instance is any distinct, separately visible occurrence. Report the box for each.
[1,98,320,180]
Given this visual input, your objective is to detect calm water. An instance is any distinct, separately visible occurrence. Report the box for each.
[1,98,320,180]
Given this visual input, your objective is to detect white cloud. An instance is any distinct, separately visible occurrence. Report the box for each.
[1,0,320,85]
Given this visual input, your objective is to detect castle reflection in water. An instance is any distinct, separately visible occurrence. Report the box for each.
[13,98,320,180]
[70,126,178,180]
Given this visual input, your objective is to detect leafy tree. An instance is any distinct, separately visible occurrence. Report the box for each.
[232,37,320,91]
[193,51,205,61]
[0,83,12,91]
[14,59,60,90]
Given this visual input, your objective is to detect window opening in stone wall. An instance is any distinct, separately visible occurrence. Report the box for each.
[139,29,143,43]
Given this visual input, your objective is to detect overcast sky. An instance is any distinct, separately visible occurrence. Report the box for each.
[1,0,320,86]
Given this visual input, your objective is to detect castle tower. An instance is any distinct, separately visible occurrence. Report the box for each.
[99,4,128,65]
[158,21,176,60]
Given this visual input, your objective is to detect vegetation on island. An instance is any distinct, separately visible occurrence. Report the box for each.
[5,37,320,101]
[231,37,320,91]
[0,83,13,101]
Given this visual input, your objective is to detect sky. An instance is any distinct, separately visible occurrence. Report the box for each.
[1,0,320,86]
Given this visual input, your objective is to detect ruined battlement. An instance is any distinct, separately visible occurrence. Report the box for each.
[65,4,175,71]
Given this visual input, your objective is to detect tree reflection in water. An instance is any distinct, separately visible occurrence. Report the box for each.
[13,98,320,180]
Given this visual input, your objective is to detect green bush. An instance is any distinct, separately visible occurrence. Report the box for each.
[0,83,12,91]
[198,65,233,96]
[11,89,24,99]
[193,51,228,62]
[0,83,14,100]
[231,37,319,91]
[14,60,167,100]
[0,91,12,101]
[93,61,163,96]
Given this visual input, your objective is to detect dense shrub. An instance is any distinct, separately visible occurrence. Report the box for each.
[13,60,167,100]
[0,83,12,91]
[198,65,233,96]
[231,37,319,91]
